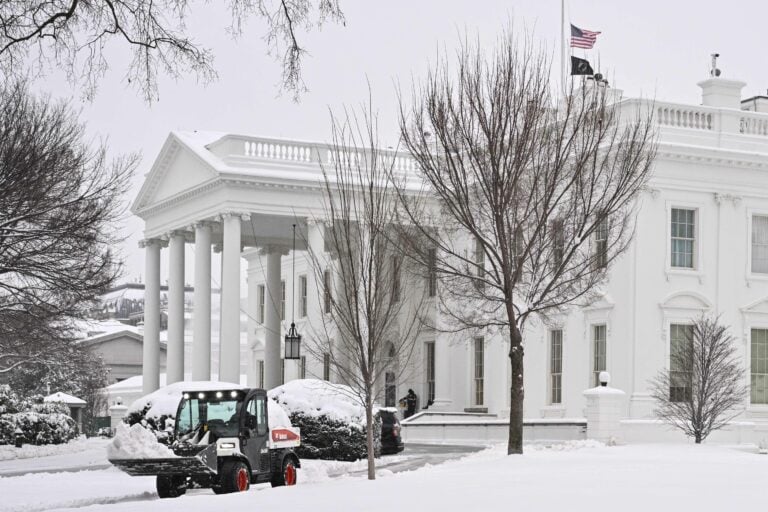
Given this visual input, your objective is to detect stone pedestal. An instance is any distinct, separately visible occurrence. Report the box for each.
[583,378,626,444]
[109,404,129,430]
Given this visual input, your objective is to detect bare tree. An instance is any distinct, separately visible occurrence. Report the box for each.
[0,80,136,374]
[394,30,656,454]
[303,103,425,479]
[650,317,746,444]
[0,0,344,102]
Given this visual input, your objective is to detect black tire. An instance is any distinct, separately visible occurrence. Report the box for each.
[270,456,298,488]
[156,475,186,499]
[219,460,251,493]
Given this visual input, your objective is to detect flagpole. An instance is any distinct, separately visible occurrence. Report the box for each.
[561,0,565,97]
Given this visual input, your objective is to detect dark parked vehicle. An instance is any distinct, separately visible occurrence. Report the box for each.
[378,408,404,454]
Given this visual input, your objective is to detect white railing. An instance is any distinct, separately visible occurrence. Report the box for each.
[230,135,421,173]
[740,113,768,136]
[657,105,713,130]
[243,140,317,162]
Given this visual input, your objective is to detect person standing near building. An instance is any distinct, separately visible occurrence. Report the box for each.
[400,389,418,418]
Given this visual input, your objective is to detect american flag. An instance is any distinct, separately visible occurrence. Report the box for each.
[570,24,601,49]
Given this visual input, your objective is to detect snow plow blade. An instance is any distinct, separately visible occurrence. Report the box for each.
[110,445,218,476]
[110,456,217,476]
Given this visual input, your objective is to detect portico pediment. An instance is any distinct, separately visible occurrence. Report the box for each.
[132,131,224,215]
[740,296,768,316]
[659,291,712,311]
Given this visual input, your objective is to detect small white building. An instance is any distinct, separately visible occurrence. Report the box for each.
[133,74,768,440]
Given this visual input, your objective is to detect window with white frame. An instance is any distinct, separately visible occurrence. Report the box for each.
[473,337,484,406]
[300,356,307,379]
[427,248,437,297]
[322,353,330,381]
[671,208,696,269]
[280,280,286,321]
[512,226,524,269]
[550,330,563,404]
[425,341,435,403]
[323,270,332,313]
[258,360,264,388]
[751,328,768,404]
[257,284,265,324]
[670,324,693,402]
[299,275,307,317]
[594,220,608,270]
[391,256,401,302]
[552,220,565,268]
[751,215,768,274]
[473,238,485,292]
[592,324,607,386]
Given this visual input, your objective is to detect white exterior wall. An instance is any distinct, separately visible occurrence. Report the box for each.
[134,80,768,434]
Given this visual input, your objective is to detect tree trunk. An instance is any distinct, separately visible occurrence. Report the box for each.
[694,433,702,444]
[507,325,524,455]
[366,397,376,480]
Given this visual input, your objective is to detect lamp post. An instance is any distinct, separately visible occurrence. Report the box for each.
[284,224,301,360]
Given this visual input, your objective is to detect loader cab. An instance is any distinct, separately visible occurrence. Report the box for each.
[175,389,247,444]
[239,390,271,475]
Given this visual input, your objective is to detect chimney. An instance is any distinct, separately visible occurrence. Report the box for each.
[697,78,746,109]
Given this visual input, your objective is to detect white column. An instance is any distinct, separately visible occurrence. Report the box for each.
[166,231,186,384]
[219,213,245,384]
[192,222,212,381]
[431,335,454,410]
[242,249,262,387]
[264,248,284,390]
[141,239,162,394]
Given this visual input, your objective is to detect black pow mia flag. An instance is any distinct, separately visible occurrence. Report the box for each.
[571,56,594,76]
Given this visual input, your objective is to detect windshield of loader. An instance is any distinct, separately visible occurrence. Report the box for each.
[176,390,246,438]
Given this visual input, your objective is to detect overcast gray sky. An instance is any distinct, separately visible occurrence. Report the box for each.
[33,0,768,284]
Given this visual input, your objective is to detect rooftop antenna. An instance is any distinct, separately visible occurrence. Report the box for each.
[710,53,721,77]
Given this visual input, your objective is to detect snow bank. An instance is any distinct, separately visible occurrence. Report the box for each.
[107,423,177,460]
[268,379,365,426]
[127,380,246,421]
[267,399,291,429]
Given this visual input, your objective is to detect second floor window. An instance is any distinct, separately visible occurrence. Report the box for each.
[391,256,401,302]
[257,284,265,324]
[552,220,565,268]
[427,248,437,297]
[594,220,608,270]
[299,275,307,317]
[671,208,696,269]
[752,215,768,274]
[323,270,332,313]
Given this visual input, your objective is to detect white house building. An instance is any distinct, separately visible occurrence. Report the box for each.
[133,74,768,439]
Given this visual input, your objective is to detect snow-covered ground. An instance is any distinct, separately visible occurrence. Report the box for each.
[9,441,762,512]
[0,438,110,476]
[0,453,415,512]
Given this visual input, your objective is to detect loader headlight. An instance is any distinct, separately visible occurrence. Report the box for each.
[219,442,236,449]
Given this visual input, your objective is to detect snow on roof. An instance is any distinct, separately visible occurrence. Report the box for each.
[72,318,140,340]
[44,392,86,406]
[107,373,249,392]
[268,379,368,426]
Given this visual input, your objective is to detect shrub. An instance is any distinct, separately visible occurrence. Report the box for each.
[288,410,381,462]
[10,411,77,445]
